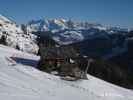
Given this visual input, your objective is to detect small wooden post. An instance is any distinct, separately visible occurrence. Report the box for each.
[84,59,94,78]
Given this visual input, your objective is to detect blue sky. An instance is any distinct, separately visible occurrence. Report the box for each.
[0,0,133,28]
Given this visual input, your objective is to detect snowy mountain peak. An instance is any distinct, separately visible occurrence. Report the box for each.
[0,14,21,33]
[27,18,131,45]
[27,18,68,33]
[0,14,38,54]
[0,14,12,23]
[27,18,108,33]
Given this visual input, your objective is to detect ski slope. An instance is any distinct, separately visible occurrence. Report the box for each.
[0,44,133,100]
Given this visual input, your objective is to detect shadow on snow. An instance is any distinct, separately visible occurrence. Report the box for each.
[10,57,39,68]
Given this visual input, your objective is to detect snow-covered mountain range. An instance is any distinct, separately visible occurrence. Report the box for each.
[27,18,108,43]
[0,14,131,57]
[27,18,129,45]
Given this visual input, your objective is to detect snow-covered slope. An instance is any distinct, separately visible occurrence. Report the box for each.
[0,44,133,100]
[0,14,23,35]
[0,15,38,54]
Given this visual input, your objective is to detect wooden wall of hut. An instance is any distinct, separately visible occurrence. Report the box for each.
[37,42,88,79]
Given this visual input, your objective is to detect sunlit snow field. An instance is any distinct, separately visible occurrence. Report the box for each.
[0,45,132,100]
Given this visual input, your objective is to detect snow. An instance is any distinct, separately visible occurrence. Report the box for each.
[27,18,120,46]
[27,19,67,33]
[27,18,107,33]
[0,15,38,54]
[0,44,133,100]
[0,14,13,23]
[53,30,84,45]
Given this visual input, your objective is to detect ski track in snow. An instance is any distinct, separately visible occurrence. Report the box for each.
[0,45,133,100]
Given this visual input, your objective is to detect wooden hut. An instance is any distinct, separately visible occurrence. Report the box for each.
[37,34,89,79]
[38,45,78,69]
[38,44,89,79]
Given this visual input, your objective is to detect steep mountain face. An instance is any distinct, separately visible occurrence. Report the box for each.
[0,14,23,34]
[0,15,38,54]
